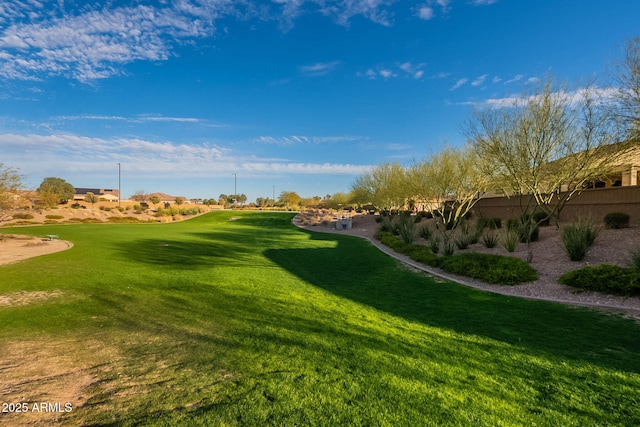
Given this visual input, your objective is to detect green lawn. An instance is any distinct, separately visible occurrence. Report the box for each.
[1,210,639,426]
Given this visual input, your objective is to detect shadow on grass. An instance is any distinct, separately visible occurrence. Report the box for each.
[265,230,640,374]
[112,212,300,269]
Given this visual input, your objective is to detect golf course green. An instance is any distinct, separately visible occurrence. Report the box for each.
[1,210,639,426]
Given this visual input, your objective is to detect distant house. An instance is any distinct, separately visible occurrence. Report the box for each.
[74,188,120,202]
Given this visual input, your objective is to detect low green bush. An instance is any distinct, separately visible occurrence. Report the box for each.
[108,216,141,223]
[12,213,34,219]
[375,231,538,285]
[439,253,538,286]
[477,217,502,229]
[526,211,551,226]
[603,212,630,229]
[45,214,64,219]
[559,265,640,296]
[415,211,432,222]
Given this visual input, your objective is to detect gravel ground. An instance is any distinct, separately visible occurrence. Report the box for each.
[295,213,640,320]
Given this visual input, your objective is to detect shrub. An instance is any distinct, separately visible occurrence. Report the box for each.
[603,212,630,229]
[12,213,34,219]
[415,211,432,221]
[526,211,551,226]
[562,218,600,261]
[419,224,432,240]
[482,231,499,248]
[45,214,64,220]
[108,216,141,223]
[439,253,538,286]
[477,217,502,229]
[559,265,640,296]
[429,236,440,254]
[406,245,439,266]
[508,218,539,242]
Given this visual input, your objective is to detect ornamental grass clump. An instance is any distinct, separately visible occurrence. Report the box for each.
[397,215,416,244]
[482,230,499,248]
[419,224,432,240]
[562,218,600,261]
[629,247,640,269]
[503,229,520,253]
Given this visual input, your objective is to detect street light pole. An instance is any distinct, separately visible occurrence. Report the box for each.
[118,163,121,208]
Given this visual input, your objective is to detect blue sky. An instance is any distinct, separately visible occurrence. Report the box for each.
[1,0,639,202]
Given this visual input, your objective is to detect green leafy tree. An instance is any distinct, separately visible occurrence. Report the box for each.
[149,195,161,206]
[351,162,409,213]
[84,191,98,209]
[278,191,302,208]
[38,177,75,206]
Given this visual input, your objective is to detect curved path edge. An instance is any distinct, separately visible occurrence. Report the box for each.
[293,218,640,319]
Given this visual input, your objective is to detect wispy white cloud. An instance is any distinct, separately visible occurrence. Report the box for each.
[471,74,488,86]
[399,62,425,79]
[505,74,524,84]
[466,86,619,109]
[0,132,370,183]
[450,78,468,90]
[52,114,224,126]
[471,0,498,5]
[256,135,359,146]
[492,76,502,83]
[299,61,341,76]
[379,69,395,79]
[417,6,434,20]
[0,1,499,83]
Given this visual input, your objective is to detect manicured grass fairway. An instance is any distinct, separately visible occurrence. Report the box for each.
[1,211,640,426]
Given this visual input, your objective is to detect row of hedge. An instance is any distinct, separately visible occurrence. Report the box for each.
[375,231,538,286]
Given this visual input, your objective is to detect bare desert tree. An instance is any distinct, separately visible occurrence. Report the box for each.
[612,37,640,140]
[0,163,23,213]
[408,145,489,236]
[466,80,628,261]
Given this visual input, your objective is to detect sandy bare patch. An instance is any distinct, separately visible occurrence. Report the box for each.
[0,339,100,426]
[0,235,72,266]
[0,290,65,307]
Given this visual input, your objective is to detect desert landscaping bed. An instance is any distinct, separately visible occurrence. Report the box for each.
[296,212,640,319]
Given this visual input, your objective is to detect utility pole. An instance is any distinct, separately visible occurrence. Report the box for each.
[233,173,237,206]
